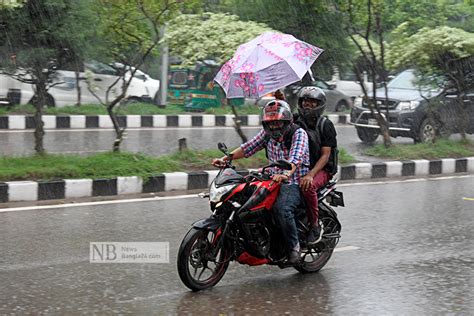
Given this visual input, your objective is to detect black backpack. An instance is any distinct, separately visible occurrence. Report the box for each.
[264,116,339,175]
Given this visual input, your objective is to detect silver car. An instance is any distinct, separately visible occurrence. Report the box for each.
[256,79,353,112]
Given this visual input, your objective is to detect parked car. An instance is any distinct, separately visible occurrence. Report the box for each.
[328,68,373,101]
[350,69,474,143]
[0,60,160,108]
[256,78,353,112]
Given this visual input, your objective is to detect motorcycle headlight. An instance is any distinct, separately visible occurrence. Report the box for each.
[209,182,236,203]
[397,101,420,111]
[354,97,363,107]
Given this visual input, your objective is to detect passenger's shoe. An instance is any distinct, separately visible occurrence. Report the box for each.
[286,249,301,265]
[307,222,324,245]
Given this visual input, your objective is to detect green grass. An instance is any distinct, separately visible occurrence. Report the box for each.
[0,103,187,116]
[0,147,354,182]
[204,104,261,115]
[0,102,263,116]
[364,139,474,160]
[338,147,355,165]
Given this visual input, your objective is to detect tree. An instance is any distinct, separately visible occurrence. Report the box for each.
[165,12,272,143]
[337,0,393,147]
[91,0,196,152]
[215,0,353,79]
[0,0,96,154]
[387,26,474,140]
[164,12,272,66]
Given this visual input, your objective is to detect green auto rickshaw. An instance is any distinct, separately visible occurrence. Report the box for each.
[167,60,244,111]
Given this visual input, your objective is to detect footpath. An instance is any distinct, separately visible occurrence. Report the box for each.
[1,113,473,204]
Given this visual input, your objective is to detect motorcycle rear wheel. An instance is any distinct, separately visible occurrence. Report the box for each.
[177,227,230,291]
[294,216,340,273]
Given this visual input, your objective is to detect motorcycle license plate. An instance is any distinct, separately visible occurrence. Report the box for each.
[368,118,378,126]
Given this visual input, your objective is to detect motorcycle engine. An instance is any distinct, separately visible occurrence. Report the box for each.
[242,223,271,258]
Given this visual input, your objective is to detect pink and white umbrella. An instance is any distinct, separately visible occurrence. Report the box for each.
[214,32,324,98]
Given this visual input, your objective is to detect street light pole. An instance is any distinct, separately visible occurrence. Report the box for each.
[157,25,168,108]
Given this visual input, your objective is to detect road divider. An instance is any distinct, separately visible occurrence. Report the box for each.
[0,114,350,130]
[1,157,473,204]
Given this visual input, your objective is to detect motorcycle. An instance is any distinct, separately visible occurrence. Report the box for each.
[177,143,345,291]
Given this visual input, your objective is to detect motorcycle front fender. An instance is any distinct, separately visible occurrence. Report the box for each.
[192,217,221,230]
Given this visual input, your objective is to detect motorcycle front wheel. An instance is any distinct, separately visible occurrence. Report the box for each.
[177,227,230,291]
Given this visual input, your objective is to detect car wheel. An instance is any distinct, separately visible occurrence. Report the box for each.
[417,118,437,143]
[335,100,349,112]
[356,127,379,144]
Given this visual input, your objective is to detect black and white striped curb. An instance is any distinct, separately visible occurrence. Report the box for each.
[0,114,350,130]
[1,157,472,203]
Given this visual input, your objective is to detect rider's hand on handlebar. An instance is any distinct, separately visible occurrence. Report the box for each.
[212,157,227,168]
[271,174,289,184]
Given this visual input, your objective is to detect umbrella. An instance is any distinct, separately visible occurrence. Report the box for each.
[214,32,324,98]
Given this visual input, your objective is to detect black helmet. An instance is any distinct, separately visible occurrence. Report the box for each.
[297,86,326,123]
[262,99,293,142]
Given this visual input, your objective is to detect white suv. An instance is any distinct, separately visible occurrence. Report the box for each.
[0,61,160,107]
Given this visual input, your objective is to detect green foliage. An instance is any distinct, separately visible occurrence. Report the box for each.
[387,26,474,72]
[0,102,268,115]
[364,139,474,160]
[204,104,261,115]
[0,147,355,181]
[0,0,25,9]
[338,147,356,165]
[164,12,272,66]
[217,0,353,77]
[384,0,474,35]
[0,0,96,77]
[0,149,263,181]
[95,0,199,64]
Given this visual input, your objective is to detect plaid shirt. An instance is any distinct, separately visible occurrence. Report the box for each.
[241,127,310,185]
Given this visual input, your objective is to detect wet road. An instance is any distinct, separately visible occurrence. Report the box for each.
[0,125,428,162]
[1,176,473,314]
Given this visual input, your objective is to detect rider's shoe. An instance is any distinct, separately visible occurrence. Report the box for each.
[286,249,301,265]
[307,222,324,245]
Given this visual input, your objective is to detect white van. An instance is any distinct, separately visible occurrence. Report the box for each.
[0,61,160,107]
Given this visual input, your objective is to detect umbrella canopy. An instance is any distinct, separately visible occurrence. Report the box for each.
[214,32,324,98]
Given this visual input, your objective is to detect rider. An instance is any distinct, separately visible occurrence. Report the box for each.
[212,99,310,264]
[295,87,338,245]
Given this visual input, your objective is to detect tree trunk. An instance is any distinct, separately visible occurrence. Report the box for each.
[230,103,247,143]
[34,82,46,155]
[107,106,125,152]
[75,70,81,107]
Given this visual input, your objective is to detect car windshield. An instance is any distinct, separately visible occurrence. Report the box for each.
[388,70,439,91]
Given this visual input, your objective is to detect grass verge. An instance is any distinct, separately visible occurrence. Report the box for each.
[0,148,355,182]
[364,139,474,160]
[0,103,262,116]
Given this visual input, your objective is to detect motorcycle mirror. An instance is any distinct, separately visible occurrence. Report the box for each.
[218,142,228,153]
[275,159,292,170]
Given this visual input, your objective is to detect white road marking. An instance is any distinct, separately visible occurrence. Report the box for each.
[334,246,360,252]
[0,194,198,213]
[463,197,474,201]
[1,174,472,212]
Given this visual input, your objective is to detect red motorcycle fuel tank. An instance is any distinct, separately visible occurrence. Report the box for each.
[249,180,280,211]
